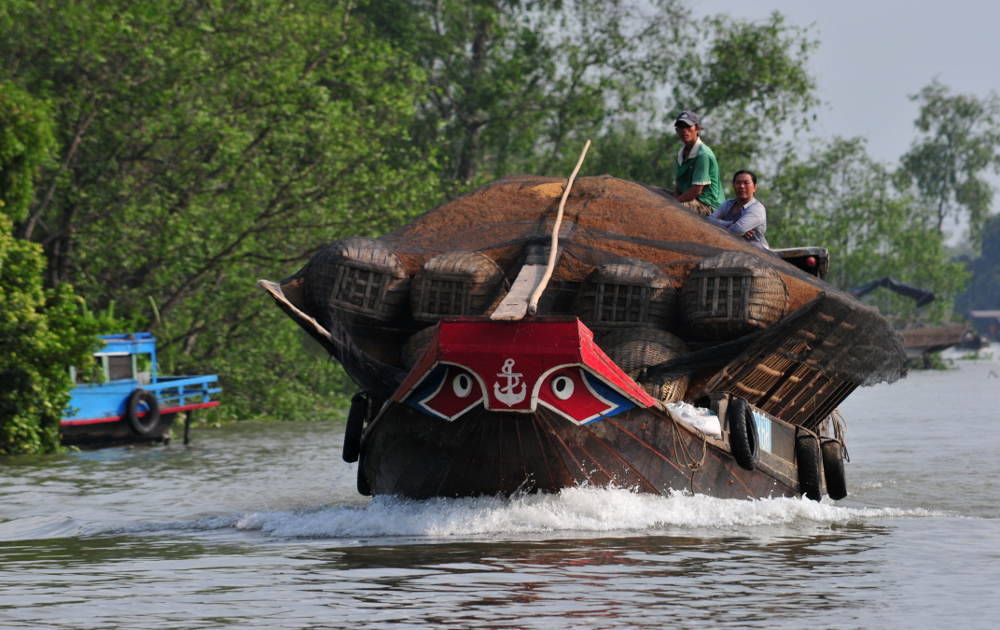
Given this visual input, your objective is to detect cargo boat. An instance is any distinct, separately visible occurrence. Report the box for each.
[260,175,906,501]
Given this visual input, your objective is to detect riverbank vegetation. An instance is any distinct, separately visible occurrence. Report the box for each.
[1,84,105,454]
[1,0,996,452]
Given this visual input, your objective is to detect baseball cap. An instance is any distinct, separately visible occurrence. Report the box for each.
[675,111,700,127]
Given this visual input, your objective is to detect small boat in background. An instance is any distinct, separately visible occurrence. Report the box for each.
[901,323,969,360]
[849,277,969,361]
[60,333,221,448]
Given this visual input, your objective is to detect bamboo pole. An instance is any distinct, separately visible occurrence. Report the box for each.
[527,139,591,316]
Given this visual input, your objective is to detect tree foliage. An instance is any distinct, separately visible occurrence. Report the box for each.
[1,0,441,423]
[0,84,102,454]
[766,138,968,325]
[0,218,105,454]
[900,80,1000,246]
[0,82,54,222]
[363,0,691,186]
[582,11,817,187]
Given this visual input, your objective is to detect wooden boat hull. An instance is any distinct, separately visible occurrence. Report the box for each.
[60,411,180,447]
[361,401,797,500]
[60,401,218,447]
[902,322,969,359]
[355,317,802,500]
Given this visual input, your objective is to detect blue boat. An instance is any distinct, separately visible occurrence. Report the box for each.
[61,333,222,447]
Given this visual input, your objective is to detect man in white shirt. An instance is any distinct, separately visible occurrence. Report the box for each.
[709,170,769,249]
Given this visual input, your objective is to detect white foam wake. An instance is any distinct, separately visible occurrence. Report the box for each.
[228,487,942,540]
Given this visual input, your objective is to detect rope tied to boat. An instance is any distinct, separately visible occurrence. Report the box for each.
[830,408,850,462]
[666,409,708,493]
[527,139,591,316]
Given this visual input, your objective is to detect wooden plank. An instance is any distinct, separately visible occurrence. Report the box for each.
[491,264,547,321]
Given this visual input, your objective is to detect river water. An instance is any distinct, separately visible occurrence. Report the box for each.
[2,345,999,629]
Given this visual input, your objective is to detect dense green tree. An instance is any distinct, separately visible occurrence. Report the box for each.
[900,81,1000,246]
[581,11,817,188]
[0,217,105,454]
[362,0,691,186]
[954,213,1000,314]
[0,84,102,454]
[0,83,54,223]
[766,138,968,325]
[1,0,441,421]
[365,3,817,190]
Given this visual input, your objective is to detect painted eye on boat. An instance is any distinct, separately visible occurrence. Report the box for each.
[551,375,574,400]
[453,373,473,398]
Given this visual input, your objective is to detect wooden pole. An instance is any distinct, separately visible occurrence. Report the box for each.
[527,139,591,316]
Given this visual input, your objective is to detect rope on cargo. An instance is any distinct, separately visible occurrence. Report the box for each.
[527,139,592,316]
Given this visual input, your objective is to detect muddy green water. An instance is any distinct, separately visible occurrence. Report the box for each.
[2,346,999,629]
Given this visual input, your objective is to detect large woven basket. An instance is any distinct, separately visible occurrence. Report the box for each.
[598,327,691,403]
[573,258,677,331]
[304,237,410,325]
[679,251,788,341]
[411,251,508,322]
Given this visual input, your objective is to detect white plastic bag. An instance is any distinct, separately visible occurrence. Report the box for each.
[664,401,722,438]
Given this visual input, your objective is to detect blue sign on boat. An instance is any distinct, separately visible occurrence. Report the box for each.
[751,409,773,453]
[61,333,221,447]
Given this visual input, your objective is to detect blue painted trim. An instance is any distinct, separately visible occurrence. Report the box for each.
[580,372,636,424]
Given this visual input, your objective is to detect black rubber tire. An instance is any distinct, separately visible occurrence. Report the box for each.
[822,439,848,500]
[342,392,367,463]
[357,450,372,496]
[728,397,760,470]
[125,389,160,436]
[795,434,823,501]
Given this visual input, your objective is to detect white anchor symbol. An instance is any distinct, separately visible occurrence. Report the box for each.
[493,358,527,406]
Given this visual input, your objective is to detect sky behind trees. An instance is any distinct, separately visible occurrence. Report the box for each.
[693,0,1000,165]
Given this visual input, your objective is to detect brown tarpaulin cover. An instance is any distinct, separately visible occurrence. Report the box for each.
[274,175,907,410]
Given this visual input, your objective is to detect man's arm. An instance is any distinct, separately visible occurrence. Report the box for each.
[725,202,765,236]
[675,184,704,202]
[677,153,710,202]
[707,199,731,225]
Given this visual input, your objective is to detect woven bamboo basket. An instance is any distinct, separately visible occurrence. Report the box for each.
[573,258,677,331]
[598,327,691,403]
[411,251,508,322]
[304,237,410,325]
[679,251,788,341]
[402,325,439,369]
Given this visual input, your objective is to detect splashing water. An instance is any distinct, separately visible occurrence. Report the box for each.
[60,486,939,543]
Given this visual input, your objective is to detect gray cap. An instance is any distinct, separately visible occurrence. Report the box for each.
[675,111,701,127]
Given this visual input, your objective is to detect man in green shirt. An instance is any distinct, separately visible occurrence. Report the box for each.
[671,111,724,215]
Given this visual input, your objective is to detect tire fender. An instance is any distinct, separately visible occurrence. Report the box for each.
[125,389,160,436]
[821,439,848,500]
[795,432,823,501]
[342,392,367,463]
[727,397,760,471]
